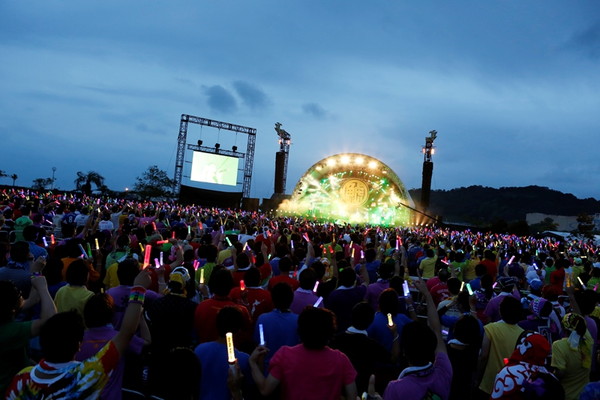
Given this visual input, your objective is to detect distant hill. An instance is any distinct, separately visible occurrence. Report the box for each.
[408,185,600,225]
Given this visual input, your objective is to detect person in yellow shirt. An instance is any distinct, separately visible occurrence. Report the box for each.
[55,259,94,316]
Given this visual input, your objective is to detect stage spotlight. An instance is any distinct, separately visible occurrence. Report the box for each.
[197,140,203,146]
[232,145,238,152]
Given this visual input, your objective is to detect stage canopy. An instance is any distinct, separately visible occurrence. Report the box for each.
[278,153,414,226]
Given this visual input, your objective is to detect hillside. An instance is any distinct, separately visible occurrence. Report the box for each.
[408,185,600,224]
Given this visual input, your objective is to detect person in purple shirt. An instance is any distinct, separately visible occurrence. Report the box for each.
[383,279,452,400]
[75,293,150,400]
[254,282,299,369]
[484,276,520,323]
[325,267,367,333]
[106,258,160,329]
[365,261,395,311]
[290,268,322,314]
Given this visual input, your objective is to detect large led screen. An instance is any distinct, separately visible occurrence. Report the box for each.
[190,151,239,186]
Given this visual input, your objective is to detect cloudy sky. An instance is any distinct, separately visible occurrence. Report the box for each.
[1,1,599,201]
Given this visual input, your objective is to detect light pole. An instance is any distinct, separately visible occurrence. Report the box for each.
[51,167,56,189]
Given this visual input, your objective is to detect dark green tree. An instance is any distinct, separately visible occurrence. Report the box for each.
[133,166,174,200]
[529,217,558,234]
[32,178,53,191]
[576,213,595,238]
[10,174,17,187]
[74,171,105,196]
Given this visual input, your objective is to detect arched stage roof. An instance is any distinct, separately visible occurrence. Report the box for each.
[277,153,414,226]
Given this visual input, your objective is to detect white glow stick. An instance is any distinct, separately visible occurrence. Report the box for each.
[396,239,399,250]
[508,256,515,264]
[387,313,393,327]
[578,277,584,287]
[313,296,323,307]
[154,258,161,268]
[290,240,294,250]
[226,332,236,364]
[226,237,233,247]
[460,282,465,292]
[313,281,319,293]
[42,237,48,247]
[402,281,410,297]
[160,251,164,266]
[259,324,265,346]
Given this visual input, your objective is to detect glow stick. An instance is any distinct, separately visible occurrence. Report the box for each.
[78,244,88,259]
[508,256,515,264]
[387,313,393,327]
[160,251,164,266]
[143,244,152,269]
[193,260,199,271]
[259,324,265,346]
[139,243,144,253]
[200,268,204,284]
[396,240,399,250]
[303,233,310,243]
[360,250,365,259]
[187,225,191,235]
[157,240,168,245]
[172,231,176,239]
[226,237,233,247]
[313,281,319,293]
[466,283,473,296]
[313,296,323,307]
[578,277,584,287]
[226,332,236,364]
[460,282,465,292]
[533,262,539,270]
[402,281,410,297]
[243,242,249,251]
[42,237,48,247]
[154,258,161,268]
[95,238,99,250]
[221,225,224,234]
[351,248,355,258]
[152,222,157,231]
[240,280,246,291]
[50,234,55,245]
[493,281,498,289]
[86,243,92,258]
[290,240,294,250]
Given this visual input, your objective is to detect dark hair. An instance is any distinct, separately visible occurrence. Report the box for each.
[9,241,30,263]
[447,278,461,295]
[475,264,487,277]
[298,268,317,291]
[575,289,598,316]
[23,225,39,242]
[209,268,234,297]
[84,293,115,328]
[401,321,437,364]
[40,311,85,362]
[500,296,522,324]
[236,253,250,269]
[378,288,399,316]
[216,306,244,337]
[66,259,89,286]
[298,307,336,349]
[351,302,375,331]
[279,257,292,273]
[117,258,140,286]
[377,261,394,280]
[339,267,357,287]
[243,267,261,287]
[162,348,202,400]
[271,282,294,311]
[452,314,481,347]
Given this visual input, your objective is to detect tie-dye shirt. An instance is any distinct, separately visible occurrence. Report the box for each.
[5,341,119,399]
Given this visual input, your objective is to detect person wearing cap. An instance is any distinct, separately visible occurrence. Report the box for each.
[484,276,520,323]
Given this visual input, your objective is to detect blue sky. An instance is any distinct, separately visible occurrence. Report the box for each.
[1,1,600,201]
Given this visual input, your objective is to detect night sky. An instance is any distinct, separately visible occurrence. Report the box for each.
[1,1,599,200]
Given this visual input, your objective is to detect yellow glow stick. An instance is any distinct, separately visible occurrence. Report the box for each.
[387,313,393,327]
[200,268,204,284]
[226,332,236,364]
[95,238,99,250]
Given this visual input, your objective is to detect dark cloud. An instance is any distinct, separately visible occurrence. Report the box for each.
[564,22,600,59]
[302,102,328,119]
[204,85,237,114]
[232,81,269,110]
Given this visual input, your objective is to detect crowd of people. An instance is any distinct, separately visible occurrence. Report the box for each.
[1,188,600,399]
